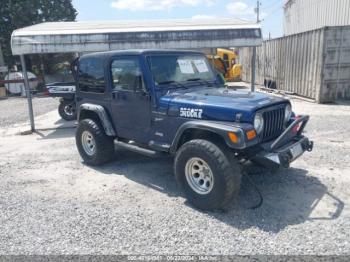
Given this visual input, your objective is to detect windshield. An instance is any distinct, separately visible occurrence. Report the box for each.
[147,54,216,86]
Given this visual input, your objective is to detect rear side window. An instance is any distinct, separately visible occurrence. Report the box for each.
[111,57,143,91]
[78,57,106,93]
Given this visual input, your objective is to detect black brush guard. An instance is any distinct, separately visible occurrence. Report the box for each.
[252,115,314,168]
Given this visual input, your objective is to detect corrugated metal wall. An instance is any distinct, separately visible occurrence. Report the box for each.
[239,26,350,103]
[0,44,5,67]
[322,26,350,101]
[284,0,350,36]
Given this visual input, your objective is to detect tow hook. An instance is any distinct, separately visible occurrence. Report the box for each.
[306,141,314,152]
[280,153,291,168]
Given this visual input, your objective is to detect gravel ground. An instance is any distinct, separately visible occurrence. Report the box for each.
[0,96,59,128]
[0,97,349,255]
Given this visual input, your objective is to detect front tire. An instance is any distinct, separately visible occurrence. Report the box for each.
[174,139,241,211]
[76,119,115,166]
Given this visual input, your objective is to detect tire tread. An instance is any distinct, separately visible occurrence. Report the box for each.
[76,119,114,166]
[174,139,241,210]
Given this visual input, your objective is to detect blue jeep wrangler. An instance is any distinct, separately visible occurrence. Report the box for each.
[75,50,313,211]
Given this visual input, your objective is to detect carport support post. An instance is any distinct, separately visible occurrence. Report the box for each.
[251,46,257,92]
[20,55,35,132]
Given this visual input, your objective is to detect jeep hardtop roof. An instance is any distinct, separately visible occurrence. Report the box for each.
[79,49,205,60]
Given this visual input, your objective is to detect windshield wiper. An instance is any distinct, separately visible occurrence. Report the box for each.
[186,78,202,82]
[157,80,188,89]
[186,78,214,86]
[158,80,177,85]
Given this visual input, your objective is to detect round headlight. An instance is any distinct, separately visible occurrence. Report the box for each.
[285,104,292,122]
[254,113,264,134]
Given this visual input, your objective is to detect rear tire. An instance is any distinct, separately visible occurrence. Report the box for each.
[76,119,115,166]
[174,139,241,211]
[58,100,77,121]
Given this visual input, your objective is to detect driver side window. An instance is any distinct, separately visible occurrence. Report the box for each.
[111,57,143,92]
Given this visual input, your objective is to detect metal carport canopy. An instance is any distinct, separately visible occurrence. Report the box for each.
[11,18,261,54]
[11,18,262,132]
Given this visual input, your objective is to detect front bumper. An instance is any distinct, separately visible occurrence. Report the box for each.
[252,115,314,168]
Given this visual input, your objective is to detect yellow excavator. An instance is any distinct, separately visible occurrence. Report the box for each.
[207,48,242,82]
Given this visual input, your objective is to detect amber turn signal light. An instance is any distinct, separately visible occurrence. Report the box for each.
[228,132,239,143]
[246,130,257,140]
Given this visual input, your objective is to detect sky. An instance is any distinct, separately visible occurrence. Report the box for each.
[72,0,284,38]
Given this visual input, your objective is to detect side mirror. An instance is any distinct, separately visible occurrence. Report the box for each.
[133,75,143,92]
[134,75,149,97]
[216,73,226,86]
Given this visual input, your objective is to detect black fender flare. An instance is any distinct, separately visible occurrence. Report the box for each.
[78,103,116,136]
[170,120,251,153]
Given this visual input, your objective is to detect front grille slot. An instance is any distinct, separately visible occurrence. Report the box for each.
[261,107,285,141]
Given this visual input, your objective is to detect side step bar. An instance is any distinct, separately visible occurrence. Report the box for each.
[114,140,168,158]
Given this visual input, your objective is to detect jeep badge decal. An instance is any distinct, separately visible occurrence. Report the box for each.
[180,108,203,119]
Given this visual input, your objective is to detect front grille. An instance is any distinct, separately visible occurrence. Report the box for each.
[261,107,286,141]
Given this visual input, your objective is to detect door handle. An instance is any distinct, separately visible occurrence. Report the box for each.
[112,92,119,99]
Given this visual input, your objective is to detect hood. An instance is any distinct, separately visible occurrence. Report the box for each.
[160,87,288,122]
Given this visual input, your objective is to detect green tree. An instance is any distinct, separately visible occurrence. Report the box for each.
[0,0,77,66]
